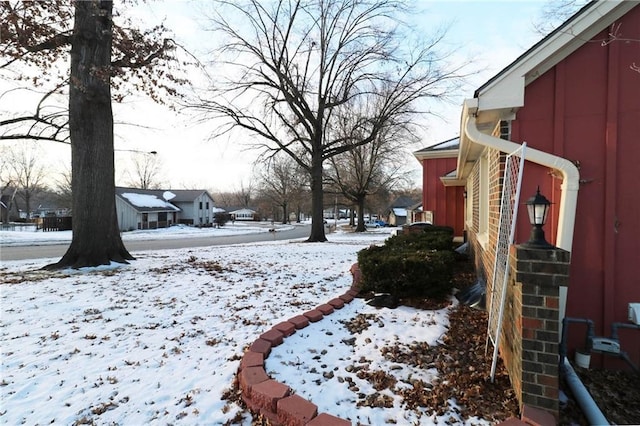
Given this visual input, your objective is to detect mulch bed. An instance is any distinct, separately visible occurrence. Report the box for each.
[383,303,520,422]
[561,366,640,425]
[229,257,640,425]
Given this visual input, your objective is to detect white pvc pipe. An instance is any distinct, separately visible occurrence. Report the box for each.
[562,357,609,425]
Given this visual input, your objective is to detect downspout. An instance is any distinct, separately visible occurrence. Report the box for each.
[463,108,580,322]
[464,112,580,251]
[464,105,594,421]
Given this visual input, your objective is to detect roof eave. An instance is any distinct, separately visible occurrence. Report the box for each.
[456,1,636,181]
[440,176,466,187]
[475,1,634,112]
[413,148,459,161]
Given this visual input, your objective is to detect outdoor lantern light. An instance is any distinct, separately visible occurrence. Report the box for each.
[522,186,553,248]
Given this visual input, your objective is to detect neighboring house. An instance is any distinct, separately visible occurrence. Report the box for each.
[115,187,181,231]
[115,187,216,230]
[322,208,348,220]
[406,201,434,225]
[387,208,405,227]
[413,137,465,238]
[229,207,258,221]
[441,0,639,370]
[167,190,216,226]
[386,196,418,226]
[32,206,71,218]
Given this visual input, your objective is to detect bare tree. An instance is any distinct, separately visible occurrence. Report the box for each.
[258,154,306,224]
[532,1,588,36]
[234,180,255,208]
[210,190,236,208]
[533,2,640,73]
[326,102,413,231]
[3,142,48,219]
[52,165,73,211]
[195,0,465,241]
[0,85,70,145]
[1,1,187,268]
[0,144,11,188]
[290,167,311,223]
[126,152,164,189]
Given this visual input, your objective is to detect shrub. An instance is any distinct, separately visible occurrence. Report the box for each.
[385,229,454,252]
[357,227,456,299]
[214,212,231,227]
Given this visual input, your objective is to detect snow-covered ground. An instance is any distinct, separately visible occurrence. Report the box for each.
[0,222,280,247]
[0,225,486,425]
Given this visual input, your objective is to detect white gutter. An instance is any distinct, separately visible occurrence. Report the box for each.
[462,102,580,322]
[463,110,580,252]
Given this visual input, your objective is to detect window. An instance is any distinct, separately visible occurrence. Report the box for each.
[199,201,203,210]
[206,201,209,210]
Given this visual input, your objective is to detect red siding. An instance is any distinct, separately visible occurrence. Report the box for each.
[511,5,640,365]
[420,157,464,237]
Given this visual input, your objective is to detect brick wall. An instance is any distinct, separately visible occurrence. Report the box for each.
[485,148,503,289]
[466,142,570,417]
[470,147,503,296]
[504,245,571,415]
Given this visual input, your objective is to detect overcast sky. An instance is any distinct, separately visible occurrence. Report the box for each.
[1,1,549,193]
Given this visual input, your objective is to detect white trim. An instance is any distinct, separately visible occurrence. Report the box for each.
[477,1,634,112]
[414,148,459,160]
[439,176,466,186]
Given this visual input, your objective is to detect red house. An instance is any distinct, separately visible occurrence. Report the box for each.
[435,0,639,370]
[413,137,465,239]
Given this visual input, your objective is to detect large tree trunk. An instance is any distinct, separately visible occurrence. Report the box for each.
[45,0,133,270]
[307,153,327,242]
[355,197,366,232]
[281,202,288,225]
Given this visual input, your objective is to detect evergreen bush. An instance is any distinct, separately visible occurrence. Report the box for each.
[357,226,456,299]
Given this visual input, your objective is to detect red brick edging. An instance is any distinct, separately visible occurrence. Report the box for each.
[238,264,555,425]
[236,264,362,425]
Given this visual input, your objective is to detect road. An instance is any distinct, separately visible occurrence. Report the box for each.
[0,224,312,262]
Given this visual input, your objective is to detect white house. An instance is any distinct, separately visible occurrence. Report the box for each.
[115,188,181,231]
[229,207,257,221]
[167,190,216,226]
[115,187,216,231]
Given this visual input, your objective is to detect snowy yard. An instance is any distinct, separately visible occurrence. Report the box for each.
[0,227,487,425]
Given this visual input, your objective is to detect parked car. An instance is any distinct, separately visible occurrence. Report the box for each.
[365,219,388,228]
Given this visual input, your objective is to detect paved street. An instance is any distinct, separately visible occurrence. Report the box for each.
[0,224,312,262]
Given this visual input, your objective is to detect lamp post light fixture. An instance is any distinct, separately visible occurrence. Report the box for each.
[522,186,554,249]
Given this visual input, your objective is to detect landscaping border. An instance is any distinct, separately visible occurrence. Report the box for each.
[237,263,555,426]
[236,264,363,425]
